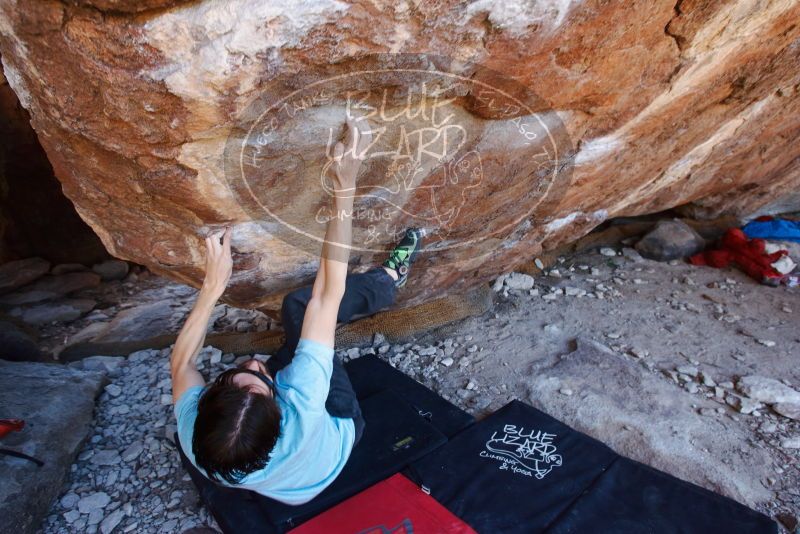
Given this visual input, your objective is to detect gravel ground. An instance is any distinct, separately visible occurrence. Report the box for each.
[39,245,800,533]
[40,347,219,534]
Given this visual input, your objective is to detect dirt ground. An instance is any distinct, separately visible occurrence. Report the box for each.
[405,247,800,529]
[39,244,800,532]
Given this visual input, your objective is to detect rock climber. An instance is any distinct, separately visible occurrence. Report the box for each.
[168,115,425,505]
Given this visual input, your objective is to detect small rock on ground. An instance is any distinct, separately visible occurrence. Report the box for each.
[92,260,130,281]
[634,219,705,261]
[737,376,800,405]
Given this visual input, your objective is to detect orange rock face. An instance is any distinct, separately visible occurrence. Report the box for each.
[0,0,798,311]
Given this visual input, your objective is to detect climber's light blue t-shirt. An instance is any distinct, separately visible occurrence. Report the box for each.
[174,338,356,505]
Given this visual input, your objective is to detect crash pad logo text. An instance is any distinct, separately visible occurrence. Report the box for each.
[480,424,563,479]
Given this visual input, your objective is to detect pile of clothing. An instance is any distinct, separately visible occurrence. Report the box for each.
[741,216,800,243]
[689,216,799,286]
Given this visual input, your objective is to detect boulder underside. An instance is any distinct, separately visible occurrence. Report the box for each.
[0,0,798,312]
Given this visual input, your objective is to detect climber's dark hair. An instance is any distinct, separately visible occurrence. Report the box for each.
[192,375,281,484]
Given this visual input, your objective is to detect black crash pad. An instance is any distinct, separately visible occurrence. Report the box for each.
[409,400,777,534]
[178,388,447,533]
[409,400,618,533]
[259,388,447,530]
[546,456,777,534]
[345,354,475,438]
[177,442,275,533]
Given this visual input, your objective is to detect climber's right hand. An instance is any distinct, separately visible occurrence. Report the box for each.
[202,227,232,298]
[331,114,371,198]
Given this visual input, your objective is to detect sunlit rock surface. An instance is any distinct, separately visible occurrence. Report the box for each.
[0,0,797,311]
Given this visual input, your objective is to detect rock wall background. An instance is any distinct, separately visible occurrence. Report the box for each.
[0,64,107,264]
[0,0,798,312]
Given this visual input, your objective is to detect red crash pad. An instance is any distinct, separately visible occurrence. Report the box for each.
[289,473,475,534]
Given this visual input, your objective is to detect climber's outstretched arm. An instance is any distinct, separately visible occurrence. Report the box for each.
[300,116,371,348]
[171,228,232,402]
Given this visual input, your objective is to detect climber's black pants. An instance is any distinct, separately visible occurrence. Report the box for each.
[267,267,397,445]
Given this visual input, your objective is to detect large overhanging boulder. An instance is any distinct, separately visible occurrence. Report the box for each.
[0,0,798,312]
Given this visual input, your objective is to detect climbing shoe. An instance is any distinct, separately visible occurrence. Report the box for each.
[383,228,425,287]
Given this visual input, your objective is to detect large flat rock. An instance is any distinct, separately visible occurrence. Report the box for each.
[0,258,50,295]
[91,300,181,343]
[0,360,107,534]
[0,272,101,307]
[8,298,96,325]
[0,319,43,361]
[526,338,774,507]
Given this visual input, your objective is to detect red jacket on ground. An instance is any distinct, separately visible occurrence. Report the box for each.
[689,228,786,285]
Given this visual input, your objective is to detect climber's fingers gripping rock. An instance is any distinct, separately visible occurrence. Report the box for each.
[332,114,372,197]
[203,226,233,298]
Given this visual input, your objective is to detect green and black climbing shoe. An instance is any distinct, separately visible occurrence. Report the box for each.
[383,228,425,287]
